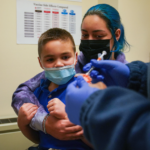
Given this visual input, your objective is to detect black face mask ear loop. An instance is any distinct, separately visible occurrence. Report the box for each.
[108,35,120,60]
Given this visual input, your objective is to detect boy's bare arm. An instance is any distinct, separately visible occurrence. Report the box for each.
[17,103,40,144]
[47,98,67,119]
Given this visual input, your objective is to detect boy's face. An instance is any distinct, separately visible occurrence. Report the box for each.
[38,39,77,69]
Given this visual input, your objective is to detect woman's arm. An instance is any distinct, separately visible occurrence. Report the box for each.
[18,124,40,144]
[12,72,48,131]
[12,72,45,113]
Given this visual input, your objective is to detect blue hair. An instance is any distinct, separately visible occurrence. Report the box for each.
[82,4,129,52]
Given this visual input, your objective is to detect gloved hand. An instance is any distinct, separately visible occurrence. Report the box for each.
[83,60,130,87]
[65,76,99,125]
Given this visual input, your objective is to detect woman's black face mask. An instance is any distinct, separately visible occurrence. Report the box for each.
[79,39,111,62]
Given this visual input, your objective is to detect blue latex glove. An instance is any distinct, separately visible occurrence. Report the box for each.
[83,60,130,87]
[65,76,99,125]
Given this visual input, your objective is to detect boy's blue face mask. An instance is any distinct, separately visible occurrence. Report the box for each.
[44,64,76,85]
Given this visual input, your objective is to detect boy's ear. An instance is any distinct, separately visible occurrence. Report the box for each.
[75,52,78,65]
[38,57,44,69]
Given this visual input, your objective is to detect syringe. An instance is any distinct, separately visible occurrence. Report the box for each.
[86,51,107,75]
[75,51,107,83]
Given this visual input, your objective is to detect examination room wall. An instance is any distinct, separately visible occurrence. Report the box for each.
[99,0,150,62]
[118,0,150,62]
[0,0,98,118]
[1,0,150,118]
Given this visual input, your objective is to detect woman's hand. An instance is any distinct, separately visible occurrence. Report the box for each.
[18,103,38,127]
[18,103,40,144]
[47,98,67,119]
[45,115,84,140]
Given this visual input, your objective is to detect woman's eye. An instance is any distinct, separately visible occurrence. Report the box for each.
[96,35,103,39]
[82,34,88,39]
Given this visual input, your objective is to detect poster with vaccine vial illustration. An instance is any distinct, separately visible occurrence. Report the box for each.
[17,0,82,45]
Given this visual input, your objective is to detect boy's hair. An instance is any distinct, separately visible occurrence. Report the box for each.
[38,28,76,57]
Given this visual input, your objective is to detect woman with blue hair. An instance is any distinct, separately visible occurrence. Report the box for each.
[78,4,129,64]
[12,4,130,148]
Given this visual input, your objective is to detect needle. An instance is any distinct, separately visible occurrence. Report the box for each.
[86,51,107,75]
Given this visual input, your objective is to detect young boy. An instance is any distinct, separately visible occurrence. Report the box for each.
[18,28,92,150]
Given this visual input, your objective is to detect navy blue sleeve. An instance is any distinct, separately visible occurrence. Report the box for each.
[126,61,147,97]
[80,87,150,150]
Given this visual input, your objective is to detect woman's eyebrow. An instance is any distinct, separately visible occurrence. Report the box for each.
[81,29,88,32]
[92,30,106,33]
[81,29,106,33]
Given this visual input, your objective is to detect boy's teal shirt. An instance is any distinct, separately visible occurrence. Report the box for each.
[34,77,92,150]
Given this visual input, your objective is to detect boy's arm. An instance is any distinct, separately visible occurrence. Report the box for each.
[17,103,40,143]
[12,72,48,131]
[47,98,93,148]
[47,98,67,119]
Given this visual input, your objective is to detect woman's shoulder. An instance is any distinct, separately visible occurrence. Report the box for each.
[115,52,128,64]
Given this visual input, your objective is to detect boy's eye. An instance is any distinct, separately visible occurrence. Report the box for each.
[62,56,70,60]
[47,58,54,62]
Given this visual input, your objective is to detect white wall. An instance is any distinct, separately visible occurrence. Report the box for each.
[99,0,150,62]
[118,0,150,62]
[1,0,150,118]
[98,0,118,10]
[0,0,98,118]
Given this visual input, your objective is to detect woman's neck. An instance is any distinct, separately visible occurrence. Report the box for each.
[48,82,59,92]
[110,52,115,60]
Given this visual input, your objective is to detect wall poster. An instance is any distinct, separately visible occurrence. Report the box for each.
[17,0,82,45]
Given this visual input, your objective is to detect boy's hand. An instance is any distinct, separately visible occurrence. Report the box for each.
[47,98,67,119]
[18,103,38,127]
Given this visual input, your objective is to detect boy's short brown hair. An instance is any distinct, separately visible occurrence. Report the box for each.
[38,28,76,57]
